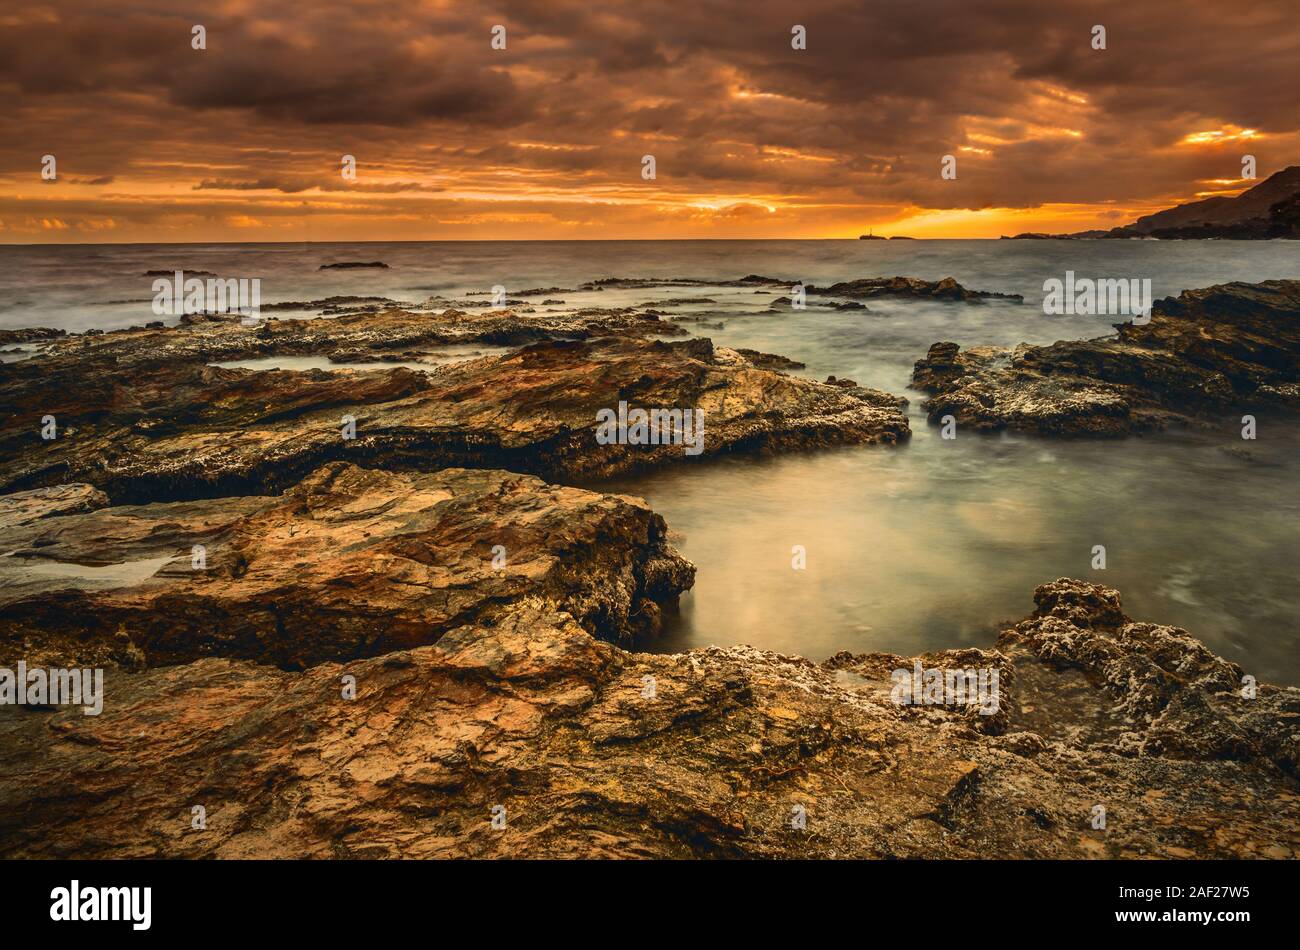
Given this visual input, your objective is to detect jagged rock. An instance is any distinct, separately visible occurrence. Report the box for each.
[0,463,694,668]
[911,280,1300,435]
[639,297,717,307]
[514,287,575,297]
[579,275,789,290]
[422,296,533,310]
[997,578,1299,773]
[1,580,1294,859]
[730,348,806,371]
[910,342,1008,390]
[0,336,909,503]
[0,327,66,346]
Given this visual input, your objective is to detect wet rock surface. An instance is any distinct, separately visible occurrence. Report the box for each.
[911,280,1300,435]
[0,578,1294,859]
[998,580,1299,775]
[0,334,908,503]
[0,463,694,668]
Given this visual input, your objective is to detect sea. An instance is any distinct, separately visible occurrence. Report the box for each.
[2,239,1297,683]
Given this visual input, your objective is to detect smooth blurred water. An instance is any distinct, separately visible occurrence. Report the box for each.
[2,240,1297,681]
[2,238,1298,336]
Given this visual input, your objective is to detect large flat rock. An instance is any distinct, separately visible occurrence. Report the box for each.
[0,463,694,668]
[1,335,909,503]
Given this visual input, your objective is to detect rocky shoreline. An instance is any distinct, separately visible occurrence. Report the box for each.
[1,275,1298,859]
[0,575,1295,858]
[911,280,1300,435]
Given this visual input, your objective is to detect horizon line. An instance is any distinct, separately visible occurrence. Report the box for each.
[0,236,1187,248]
[6,166,1286,250]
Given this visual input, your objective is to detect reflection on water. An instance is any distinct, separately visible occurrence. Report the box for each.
[602,423,1300,685]
[211,344,511,374]
[0,553,177,590]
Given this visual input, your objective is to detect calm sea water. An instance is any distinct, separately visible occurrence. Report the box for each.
[2,240,1297,682]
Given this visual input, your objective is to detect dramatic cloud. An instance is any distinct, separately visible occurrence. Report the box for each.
[1,0,1296,241]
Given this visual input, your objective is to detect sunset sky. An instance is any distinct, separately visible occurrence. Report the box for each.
[2,0,1297,243]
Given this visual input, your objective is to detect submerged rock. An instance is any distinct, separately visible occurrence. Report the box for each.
[911,280,1300,435]
[0,463,694,669]
[579,275,789,290]
[260,295,414,315]
[0,579,1293,859]
[639,297,718,307]
[0,336,908,503]
[731,348,806,371]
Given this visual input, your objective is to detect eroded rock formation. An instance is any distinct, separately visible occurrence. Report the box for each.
[911,280,1300,435]
[2,278,1295,861]
[0,335,908,502]
[1,579,1294,859]
[0,463,694,668]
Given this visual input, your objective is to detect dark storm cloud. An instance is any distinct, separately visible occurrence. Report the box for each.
[0,0,1296,239]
